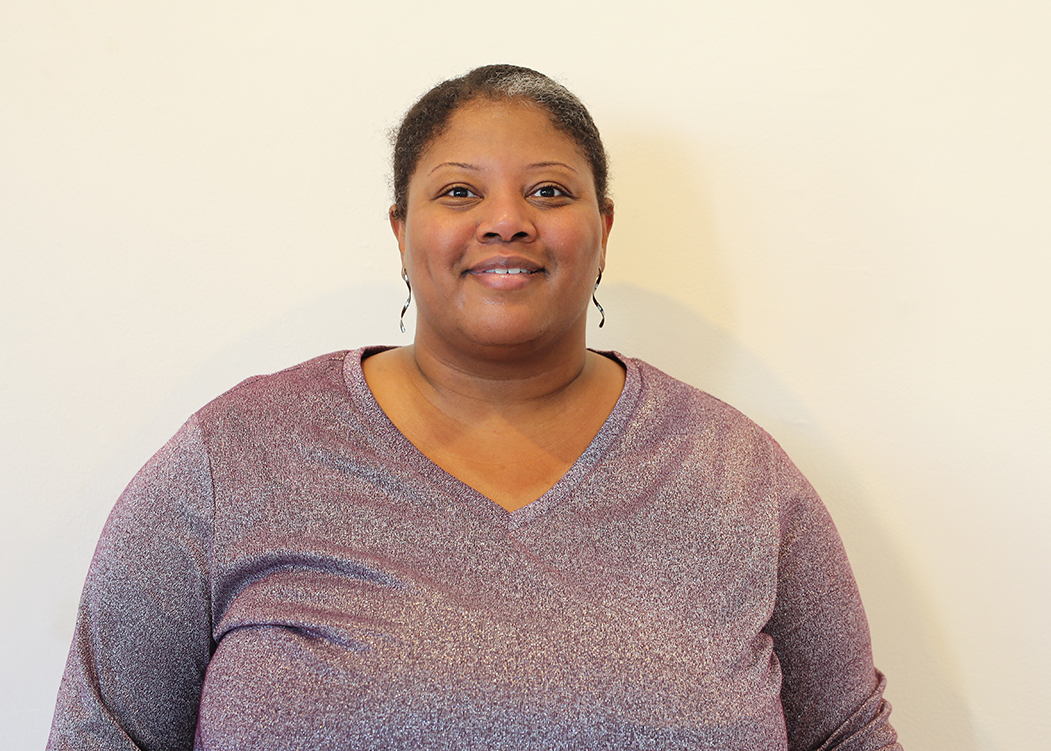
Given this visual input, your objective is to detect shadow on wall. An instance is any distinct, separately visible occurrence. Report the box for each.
[591,282,979,751]
[602,128,736,333]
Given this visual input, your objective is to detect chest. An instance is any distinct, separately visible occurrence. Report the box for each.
[199,454,786,750]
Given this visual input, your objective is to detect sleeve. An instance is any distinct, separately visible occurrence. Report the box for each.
[47,416,216,751]
[764,468,902,751]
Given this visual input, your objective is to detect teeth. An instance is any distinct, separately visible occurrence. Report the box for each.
[485,268,529,275]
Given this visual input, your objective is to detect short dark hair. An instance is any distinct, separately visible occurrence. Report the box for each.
[390,64,610,220]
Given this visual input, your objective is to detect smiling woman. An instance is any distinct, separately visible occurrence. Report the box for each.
[47,65,902,750]
[368,97,623,512]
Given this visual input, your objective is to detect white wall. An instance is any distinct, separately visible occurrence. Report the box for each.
[3,2,1049,749]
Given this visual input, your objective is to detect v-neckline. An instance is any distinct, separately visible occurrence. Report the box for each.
[343,346,641,530]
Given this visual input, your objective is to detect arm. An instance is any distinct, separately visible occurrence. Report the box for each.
[765,473,901,751]
[47,418,215,751]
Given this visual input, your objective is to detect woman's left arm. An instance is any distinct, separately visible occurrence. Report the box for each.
[765,468,902,751]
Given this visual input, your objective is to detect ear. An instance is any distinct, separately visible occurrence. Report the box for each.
[389,205,406,261]
[599,201,614,266]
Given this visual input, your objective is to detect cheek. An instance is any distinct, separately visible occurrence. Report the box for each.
[551,215,605,267]
[403,214,472,271]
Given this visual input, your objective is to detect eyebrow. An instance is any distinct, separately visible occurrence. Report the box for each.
[428,161,580,175]
[429,161,478,174]
[528,161,579,173]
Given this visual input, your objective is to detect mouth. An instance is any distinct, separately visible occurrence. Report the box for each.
[465,256,544,277]
[465,257,544,289]
[475,267,540,276]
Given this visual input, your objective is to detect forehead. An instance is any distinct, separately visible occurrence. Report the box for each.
[417,100,586,170]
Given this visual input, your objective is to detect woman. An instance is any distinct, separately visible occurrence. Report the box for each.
[48,65,900,750]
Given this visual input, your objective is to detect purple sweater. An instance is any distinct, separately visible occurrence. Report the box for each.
[48,348,900,750]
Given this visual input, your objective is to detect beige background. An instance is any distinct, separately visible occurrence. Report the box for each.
[3,2,1049,749]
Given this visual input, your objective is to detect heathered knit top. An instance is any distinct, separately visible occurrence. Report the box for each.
[48,348,900,751]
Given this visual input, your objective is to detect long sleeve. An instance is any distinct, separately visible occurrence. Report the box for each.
[765,465,900,751]
[47,417,216,751]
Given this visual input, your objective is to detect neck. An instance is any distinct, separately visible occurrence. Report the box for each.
[404,328,593,412]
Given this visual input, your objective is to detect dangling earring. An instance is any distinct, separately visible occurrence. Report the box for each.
[592,269,605,328]
[399,269,412,334]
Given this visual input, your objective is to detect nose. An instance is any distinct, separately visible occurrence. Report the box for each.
[476,193,536,244]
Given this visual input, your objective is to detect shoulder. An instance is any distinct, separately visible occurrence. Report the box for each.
[204,350,352,409]
[195,347,392,420]
[613,354,814,504]
[621,355,781,449]
[191,348,378,444]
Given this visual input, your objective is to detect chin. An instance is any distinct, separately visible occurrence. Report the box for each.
[464,317,585,354]
[465,327,546,351]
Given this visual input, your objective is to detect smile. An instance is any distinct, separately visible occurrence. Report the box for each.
[478,268,538,275]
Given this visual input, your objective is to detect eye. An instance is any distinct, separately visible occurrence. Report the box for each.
[442,185,478,199]
[531,184,568,199]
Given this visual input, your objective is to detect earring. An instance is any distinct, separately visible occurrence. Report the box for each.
[592,269,605,328]
[399,269,412,334]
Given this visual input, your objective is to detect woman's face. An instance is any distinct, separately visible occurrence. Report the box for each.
[391,99,613,354]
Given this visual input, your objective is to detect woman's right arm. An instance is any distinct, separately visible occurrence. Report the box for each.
[47,417,215,751]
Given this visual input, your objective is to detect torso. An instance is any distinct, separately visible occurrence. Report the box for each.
[190,351,811,748]
[362,347,626,511]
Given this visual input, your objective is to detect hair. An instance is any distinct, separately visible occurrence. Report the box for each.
[390,64,610,221]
